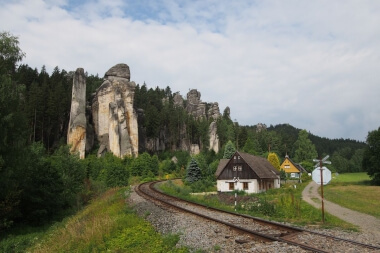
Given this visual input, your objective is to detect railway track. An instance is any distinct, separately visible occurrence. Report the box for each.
[136,180,380,253]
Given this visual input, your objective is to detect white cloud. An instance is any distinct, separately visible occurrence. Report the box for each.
[1,0,379,141]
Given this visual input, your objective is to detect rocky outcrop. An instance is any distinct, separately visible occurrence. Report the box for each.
[67,68,86,159]
[256,123,267,133]
[92,64,138,158]
[209,121,219,153]
[173,92,184,108]
[208,102,221,120]
[186,89,207,119]
[190,144,200,155]
[223,106,231,120]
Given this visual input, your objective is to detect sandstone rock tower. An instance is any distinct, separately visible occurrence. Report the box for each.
[67,68,87,159]
[92,64,138,157]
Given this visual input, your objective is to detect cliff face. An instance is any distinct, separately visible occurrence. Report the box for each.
[139,89,221,154]
[185,89,221,153]
[92,64,138,158]
[69,65,223,157]
[67,68,86,159]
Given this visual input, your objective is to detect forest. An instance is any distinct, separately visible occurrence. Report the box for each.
[0,31,372,232]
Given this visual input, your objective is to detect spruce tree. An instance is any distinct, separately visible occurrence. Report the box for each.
[223,140,236,159]
[186,158,202,183]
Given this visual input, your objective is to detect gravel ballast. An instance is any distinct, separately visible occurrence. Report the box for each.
[128,184,380,252]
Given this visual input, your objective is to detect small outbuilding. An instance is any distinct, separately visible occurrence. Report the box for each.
[215,151,280,193]
[280,155,307,179]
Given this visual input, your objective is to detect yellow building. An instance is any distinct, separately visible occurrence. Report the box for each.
[280,155,307,179]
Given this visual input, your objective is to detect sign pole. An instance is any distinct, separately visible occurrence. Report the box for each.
[320,159,325,223]
[313,155,331,224]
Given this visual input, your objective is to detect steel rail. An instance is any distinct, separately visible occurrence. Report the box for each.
[137,181,329,253]
[148,180,380,251]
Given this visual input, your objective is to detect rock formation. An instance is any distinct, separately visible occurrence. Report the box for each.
[208,102,221,120]
[209,121,219,153]
[67,68,86,159]
[186,89,208,119]
[223,106,231,120]
[184,89,220,153]
[92,64,138,157]
[256,123,267,133]
[173,92,184,108]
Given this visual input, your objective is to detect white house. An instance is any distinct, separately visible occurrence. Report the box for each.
[215,151,280,193]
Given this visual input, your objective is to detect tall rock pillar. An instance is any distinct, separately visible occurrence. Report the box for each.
[92,63,138,157]
[67,68,86,159]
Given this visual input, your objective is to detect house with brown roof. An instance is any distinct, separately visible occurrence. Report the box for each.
[280,155,307,179]
[215,151,280,193]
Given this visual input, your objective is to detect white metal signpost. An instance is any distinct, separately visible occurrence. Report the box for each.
[312,155,332,223]
[233,177,239,211]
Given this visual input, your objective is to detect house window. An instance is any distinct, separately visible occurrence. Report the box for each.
[234,156,236,160]
[285,165,290,169]
[291,173,296,178]
[233,166,237,171]
[243,182,248,190]
[238,156,241,160]
[238,166,242,171]
[229,182,234,190]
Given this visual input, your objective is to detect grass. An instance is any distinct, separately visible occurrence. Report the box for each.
[1,187,189,253]
[159,179,357,230]
[330,172,372,184]
[324,172,380,218]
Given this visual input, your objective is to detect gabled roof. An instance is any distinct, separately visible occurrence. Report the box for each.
[215,159,229,177]
[239,152,280,179]
[215,151,280,179]
[282,156,308,173]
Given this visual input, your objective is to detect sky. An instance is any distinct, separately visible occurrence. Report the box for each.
[1,0,379,141]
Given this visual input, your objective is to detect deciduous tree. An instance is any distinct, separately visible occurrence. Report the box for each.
[267,152,281,170]
[293,130,318,163]
[362,127,380,185]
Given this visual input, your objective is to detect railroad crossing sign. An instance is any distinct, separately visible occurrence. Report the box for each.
[312,155,332,223]
[312,167,331,185]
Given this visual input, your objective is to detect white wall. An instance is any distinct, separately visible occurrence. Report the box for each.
[217,177,280,193]
[217,179,258,194]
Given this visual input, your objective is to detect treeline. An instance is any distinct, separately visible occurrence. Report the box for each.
[12,64,102,152]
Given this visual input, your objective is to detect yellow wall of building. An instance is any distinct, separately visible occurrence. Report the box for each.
[280,158,300,173]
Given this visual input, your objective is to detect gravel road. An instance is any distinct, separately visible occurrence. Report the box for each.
[302,181,380,237]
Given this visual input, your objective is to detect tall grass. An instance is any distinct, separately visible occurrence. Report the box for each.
[1,187,189,253]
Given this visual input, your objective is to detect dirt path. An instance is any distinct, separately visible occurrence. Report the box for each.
[302,181,380,236]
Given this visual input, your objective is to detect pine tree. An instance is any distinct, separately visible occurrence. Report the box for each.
[186,158,202,183]
[223,140,236,159]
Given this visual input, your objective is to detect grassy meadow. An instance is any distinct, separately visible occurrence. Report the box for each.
[0,187,189,253]
[159,179,357,230]
[324,172,380,218]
